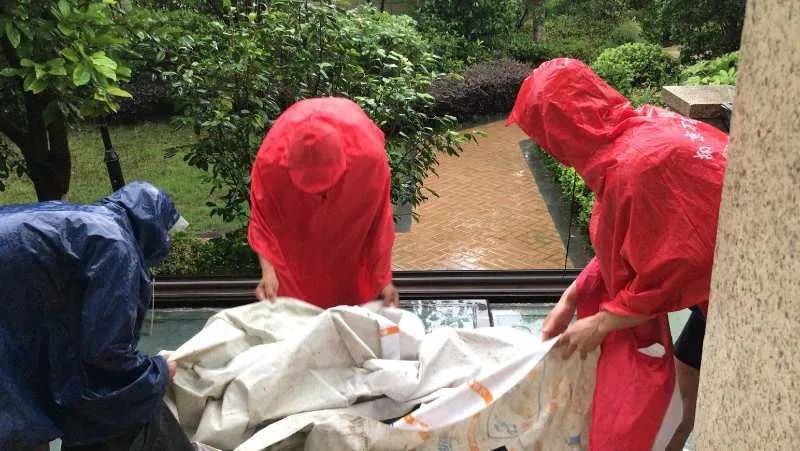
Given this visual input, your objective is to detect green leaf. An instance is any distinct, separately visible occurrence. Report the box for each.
[87,3,107,18]
[116,65,132,78]
[29,78,48,94]
[5,22,20,48]
[20,58,35,68]
[22,75,34,91]
[73,63,91,86]
[61,48,80,63]
[0,68,18,77]
[90,53,118,80]
[48,66,68,76]
[57,0,71,16]
[106,85,132,98]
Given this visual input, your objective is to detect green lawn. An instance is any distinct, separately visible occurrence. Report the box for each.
[0,121,243,235]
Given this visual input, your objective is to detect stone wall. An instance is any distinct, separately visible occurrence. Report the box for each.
[693,0,800,448]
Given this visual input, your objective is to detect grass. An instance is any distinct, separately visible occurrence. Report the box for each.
[0,121,243,235]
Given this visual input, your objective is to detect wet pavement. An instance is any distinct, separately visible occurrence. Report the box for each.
[392,120,577,270]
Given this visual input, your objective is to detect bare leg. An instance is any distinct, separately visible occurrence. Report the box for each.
[666,358,700,451]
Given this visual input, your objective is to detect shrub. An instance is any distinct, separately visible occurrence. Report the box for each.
[414,13,489,72]
[592,42,677,96]
[680,51,739,86]
[111,74,174,122]
[627,86,665,108]
[660,0,745,62]
[428,58,532,122]
[607,18,644,46]
[153,230,260,277]
[535,15,612,62]
[415,0,520,42]
[491,32,553,65]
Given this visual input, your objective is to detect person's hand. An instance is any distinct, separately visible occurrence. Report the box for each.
[167,359,177,382]
[380,283,400,307]
[557,311,648,360]
[541,283,578,340]
[557,313,608,360]
[256,265,279,302]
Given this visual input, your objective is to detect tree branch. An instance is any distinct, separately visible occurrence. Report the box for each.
[0,114,26,149]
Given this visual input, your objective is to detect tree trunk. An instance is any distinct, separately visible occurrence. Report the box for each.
[22,97,71,201]
[532,0,545,41]
[1,33,71,201]
[516,4,530,30]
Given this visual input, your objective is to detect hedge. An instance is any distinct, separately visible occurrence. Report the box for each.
[429,58,532,122]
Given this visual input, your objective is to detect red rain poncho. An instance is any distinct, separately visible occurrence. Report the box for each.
[508,59,728,450]
[248,97,395,309]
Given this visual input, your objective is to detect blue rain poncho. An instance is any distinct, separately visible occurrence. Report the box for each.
[0,182,180,449]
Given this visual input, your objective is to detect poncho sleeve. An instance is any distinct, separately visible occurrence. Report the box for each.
[69,238,169,428]
[361,176,395,292]
[247,166,302,293]
[600,164,714,318]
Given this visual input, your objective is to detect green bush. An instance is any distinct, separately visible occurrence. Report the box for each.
[491,32,553,65]
[153,230,260,277]
[627,86,665,108]
[428,58,532,121]
[414,13,488,72]
[660,0,745,62]
[607,18,643,46]
[680,51,739,86]
[415,0,520,42]
[592,42,677,96]
[535,14,612,62]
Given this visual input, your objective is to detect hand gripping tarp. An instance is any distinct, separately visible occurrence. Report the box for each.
[164,300,599,450]
[0,182,179,449]
[248,97,395,308]
[508,58,728,450]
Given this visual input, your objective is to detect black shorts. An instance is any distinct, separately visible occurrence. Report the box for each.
[673,306,706,370]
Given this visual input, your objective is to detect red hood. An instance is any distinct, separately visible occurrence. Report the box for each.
[259,97,385,193]
[507,58,640,192]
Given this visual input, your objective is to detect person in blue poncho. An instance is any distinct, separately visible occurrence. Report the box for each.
[0,182,194,451]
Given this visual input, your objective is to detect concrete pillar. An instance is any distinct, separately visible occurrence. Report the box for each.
[693,0,800,449]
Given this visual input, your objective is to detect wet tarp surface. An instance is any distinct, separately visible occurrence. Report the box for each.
[164,300,597,450]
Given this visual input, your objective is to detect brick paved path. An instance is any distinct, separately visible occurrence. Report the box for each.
[392,120,570,270]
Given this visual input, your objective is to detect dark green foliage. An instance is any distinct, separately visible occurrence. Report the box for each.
[639,0,745,61]
[153,230,260,277]
[490,32,553,65]
[416,0,520,42]
[680,51,739,86]
[428,59,532,122]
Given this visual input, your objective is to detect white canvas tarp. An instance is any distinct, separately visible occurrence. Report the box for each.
[164,299,598,450]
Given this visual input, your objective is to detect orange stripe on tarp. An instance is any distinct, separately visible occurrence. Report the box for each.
[469,381,494,405]
[404,414,416,425]
[380,325,400,336]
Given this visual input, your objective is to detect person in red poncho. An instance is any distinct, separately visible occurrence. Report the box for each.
[507,59,728,451]
[248,97,399,309]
